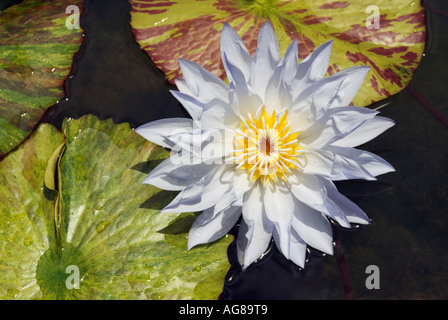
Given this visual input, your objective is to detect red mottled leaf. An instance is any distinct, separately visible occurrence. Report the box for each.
[130,0,426,107]
[0,0,84,155]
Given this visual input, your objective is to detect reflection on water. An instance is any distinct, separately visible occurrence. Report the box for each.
[46,0,448,299]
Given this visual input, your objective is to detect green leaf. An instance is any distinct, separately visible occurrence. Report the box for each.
[0,115,232,299]
[0,0,84,155]
[0,123,65,299]
[130,0,426,107]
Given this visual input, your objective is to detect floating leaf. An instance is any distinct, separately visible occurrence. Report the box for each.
[0,123,65,299]
[130,0,426,107]
[0,115,232,299]
[0,0,84,155]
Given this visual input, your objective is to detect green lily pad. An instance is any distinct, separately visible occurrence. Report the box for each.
[130,0,426,107]
[0,115,232,300]
[0,123,64,299]
[0,0,84,156]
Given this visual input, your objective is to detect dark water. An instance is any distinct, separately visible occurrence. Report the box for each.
[45,0,448,300]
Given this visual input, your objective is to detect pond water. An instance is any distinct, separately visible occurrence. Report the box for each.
[43,0,448,299]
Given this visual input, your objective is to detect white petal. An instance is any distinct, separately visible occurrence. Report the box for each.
[256,21,281,65]
[232,171,254,198]
[298,40,333,81]
[236,219,273,270]
[169,128,235,165]
[263,183,294,259]
[312,76,349,119]
[170,90,203,121]
[212,185,238,214]
[200,98,239,129]
[264,64,292,114]
[214,171,254,213]
[161,180,205,213]
[174,78,193,96]
[303,74,349,119]
[288,173,351,228]
[291,200,334,255]
[329,107,378,136]
[300,106,378,148]
[279,40,298,86]
[238,183,273,268]
[327,145,395,178]
[143,156,216,191]
[287,171,328,207]
[228,80,263,117]
[291,40,333,98]
[290,73,348,127]
[331,116,395,147]
[171,90,238,130]
[324,180,371,225]
[250,21,281,99]
[289,173,370,227]
[220,23,251,87]
[329,66,370,108]
[287,111,313,136]
[302,146,378,181]
[188,205,241,249]
[199,128,236,164]
[135,118,193,149]
[161,165,231,213]
[178,58,229,102]
[289,229,307,268]
[300,147,335,179]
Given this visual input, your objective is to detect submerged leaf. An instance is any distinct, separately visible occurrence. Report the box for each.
[0,0,84,155]
[130,0,426,107]
[0,115,232,300]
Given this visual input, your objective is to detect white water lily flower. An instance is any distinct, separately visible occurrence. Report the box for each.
[136,22,395,269]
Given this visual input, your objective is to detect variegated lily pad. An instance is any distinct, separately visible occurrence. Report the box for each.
[0,115,232,300]
[0,0,84,155]
[130,0,426,107]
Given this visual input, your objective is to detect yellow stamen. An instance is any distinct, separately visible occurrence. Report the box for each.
[233,106,305,185]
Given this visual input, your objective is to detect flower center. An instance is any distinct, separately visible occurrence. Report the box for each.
[261,137,273,155]
[234,106,304,185]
